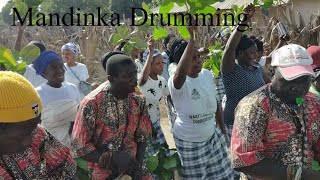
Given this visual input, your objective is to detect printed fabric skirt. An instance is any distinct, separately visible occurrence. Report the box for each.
[173,128,236,180]
[145,119,167,156]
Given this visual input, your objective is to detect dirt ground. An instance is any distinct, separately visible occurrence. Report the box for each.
[159,99,176,148]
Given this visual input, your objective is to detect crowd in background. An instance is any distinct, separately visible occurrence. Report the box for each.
[1,3,320,180]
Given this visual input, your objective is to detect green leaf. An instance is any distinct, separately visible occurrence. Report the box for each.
[19,44,41,64]
[195,6,216,15]
[142,2,152,14]
[163,157,177,170]
[153,27,168,40]
[146,156,159,172]
[177,26,190,39]
[12,61,27,74]
[159,2,174,15]
[14,0,29,17]
[2,49,17,66]
[161,169,173,180]
[129,37,147,50]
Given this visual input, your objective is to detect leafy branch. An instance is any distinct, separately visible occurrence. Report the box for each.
[146,142,181,180]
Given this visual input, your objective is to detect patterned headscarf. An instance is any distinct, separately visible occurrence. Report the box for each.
[61,43,79,55]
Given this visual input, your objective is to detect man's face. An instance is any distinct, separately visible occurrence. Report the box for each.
[0,117,40,154]
[109,63,138,94]
[272,69,312,104]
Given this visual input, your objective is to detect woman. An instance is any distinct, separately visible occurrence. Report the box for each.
[168,25,234,179]
[221,4,269,141]
[34,50,80,147]
[61,42,91,100]
[0,71,76,179]
[139,37,170,156]
[23,41,48,88]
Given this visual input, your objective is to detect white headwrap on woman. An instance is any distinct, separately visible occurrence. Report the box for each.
[61,43,79,56]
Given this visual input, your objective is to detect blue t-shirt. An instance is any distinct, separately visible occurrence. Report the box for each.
[222,64,265,126]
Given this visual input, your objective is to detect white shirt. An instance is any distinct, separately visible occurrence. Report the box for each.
[135,59,144,80]
[161,52,170,81]
[36,82,80,147]
[139,76,170,123]
[259,56,267,66]
[168,69,217,142]
[64,63,90,100]
[23,64,47,88]
[36,82,80,106]
[168,62,177,77]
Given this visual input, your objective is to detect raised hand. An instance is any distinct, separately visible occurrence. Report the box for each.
[111,151,139,174]
[147,36,155,53]
[243,3,255,21]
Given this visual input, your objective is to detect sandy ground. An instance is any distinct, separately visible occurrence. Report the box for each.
[159,99,176,148]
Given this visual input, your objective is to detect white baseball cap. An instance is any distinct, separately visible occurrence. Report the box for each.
[271,44,316,80]
[143,49,162,62]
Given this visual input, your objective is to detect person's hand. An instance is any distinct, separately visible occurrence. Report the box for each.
[132,165,142,180]
[147,36,155,53]
[111,151,139,174]
[243,3,255,21]
[186,17,196,39]
[99,151,113,169]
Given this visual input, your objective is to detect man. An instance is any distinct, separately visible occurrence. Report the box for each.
[231,44,320,179]
[71,53,152,179]
[0,71,76,179]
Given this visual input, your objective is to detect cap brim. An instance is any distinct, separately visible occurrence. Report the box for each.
[278,65,315,81]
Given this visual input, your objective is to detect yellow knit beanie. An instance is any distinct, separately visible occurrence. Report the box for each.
[0,71,42,123]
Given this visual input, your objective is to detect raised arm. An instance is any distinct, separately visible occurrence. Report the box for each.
[173,26,195,89]
[139,37,155,86]
[221,4,255,74]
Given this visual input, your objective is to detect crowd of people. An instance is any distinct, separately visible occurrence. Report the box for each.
[1,3,320,180]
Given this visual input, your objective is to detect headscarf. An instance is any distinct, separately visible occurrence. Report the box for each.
[33,50,64,77]
[61,43,79,56]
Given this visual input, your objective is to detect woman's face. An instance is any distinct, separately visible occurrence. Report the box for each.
[62,50,75,64]
[238,45,259,67]
[190,49,203,75]
[151,55,164,75]
[0,117,40,154]
[43,60,65,86]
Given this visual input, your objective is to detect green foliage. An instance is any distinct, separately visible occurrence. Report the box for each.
[146,143,181,180]
[1,0,14,25]
[0,44,40,74]
[108,25,147,54]
[253,0,280,9]
[202,42,223,77]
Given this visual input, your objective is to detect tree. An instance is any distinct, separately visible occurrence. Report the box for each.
[111,0,152,18]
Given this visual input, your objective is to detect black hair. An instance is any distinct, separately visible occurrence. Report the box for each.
[29,41,46,53]
[249,36,263,52]
[236,35,256,57]
[169,38,188,64]
[101,51,124,71]
[163,34,175,48]
[104,54,134,76]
